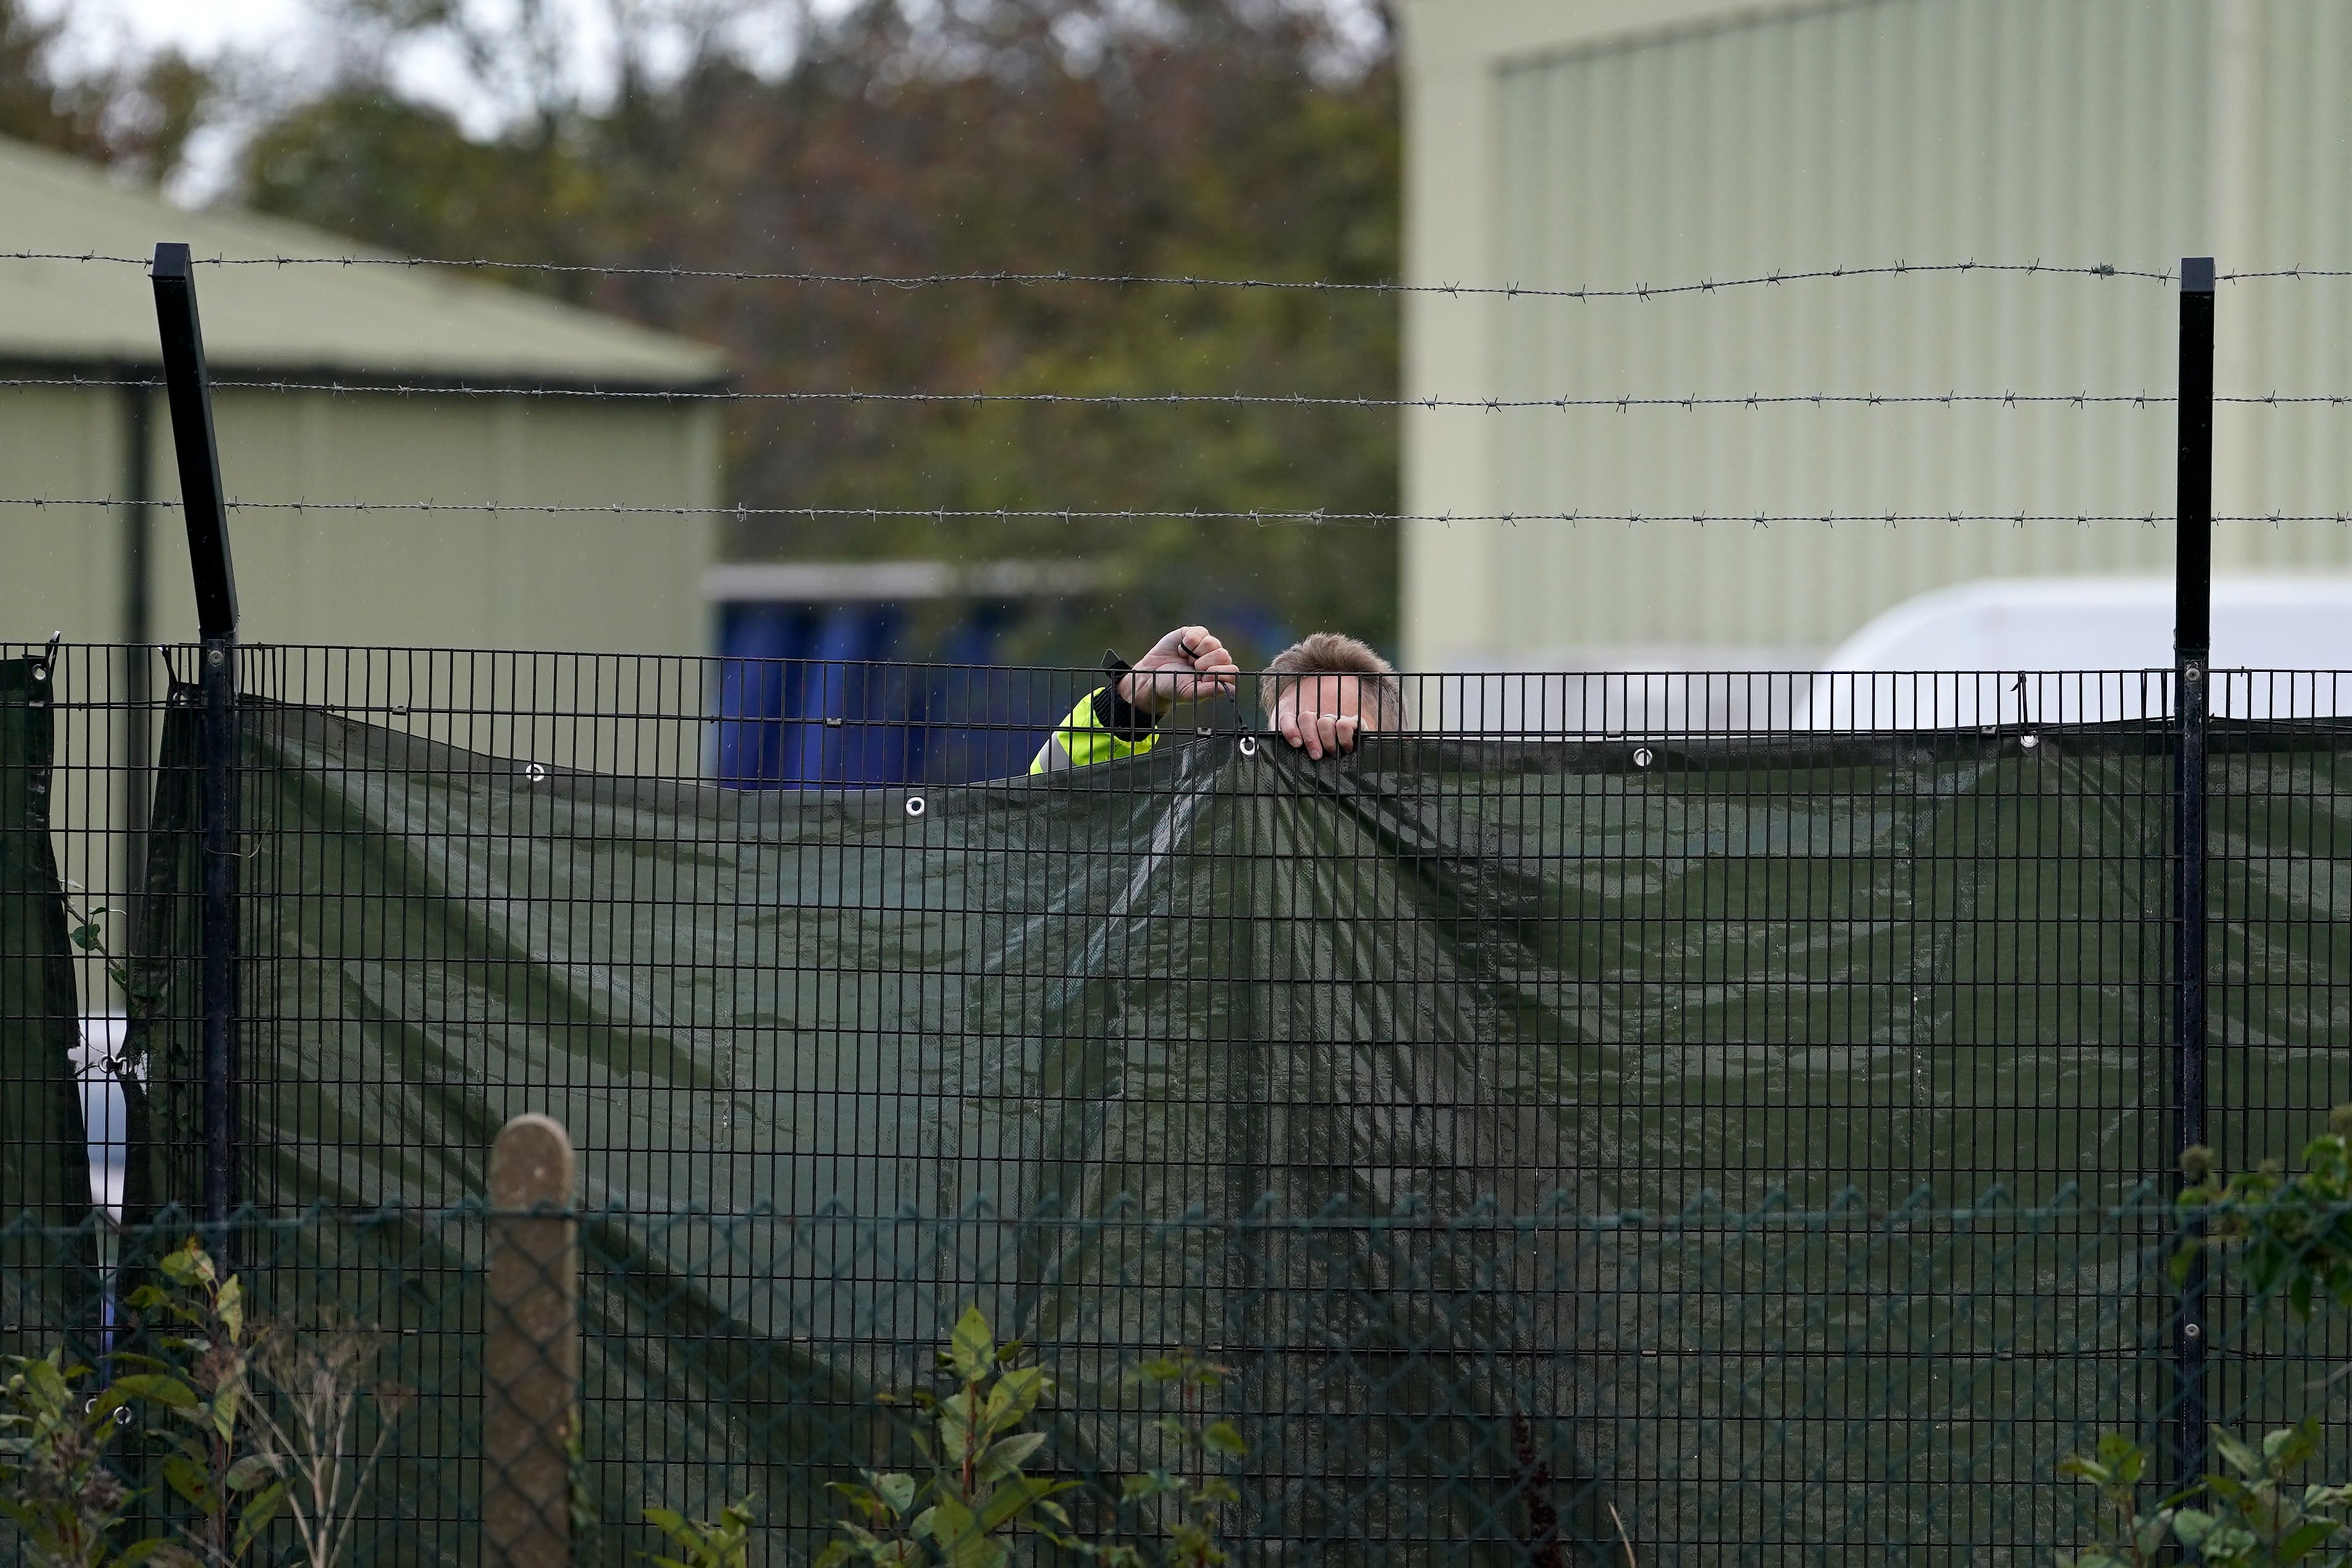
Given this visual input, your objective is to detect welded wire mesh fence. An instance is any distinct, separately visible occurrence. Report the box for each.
[6,641,2352,1560]
[5,1191,2352,1567]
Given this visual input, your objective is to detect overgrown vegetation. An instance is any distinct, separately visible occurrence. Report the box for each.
[241,1320,407,1568]
[2062,1423,2352,1568]
[1093,1349,1246,1568]
[0,1352,146,1568]
[644,1499,756,1568]
[819,1303,1080,1567]
[2060,1109,2352,1566]
[111,1244,277,1567]
[1,1241,403,1568]
[12,1270,1244,1568]
[634,1304,1250,1568]
[803,1303,1246,1567]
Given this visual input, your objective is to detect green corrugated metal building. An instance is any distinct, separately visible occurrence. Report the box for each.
[1397,0,2352,672]
[0,134,725,656]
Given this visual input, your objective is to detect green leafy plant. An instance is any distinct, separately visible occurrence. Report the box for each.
[4,1245,404,1568]
[4,1239,289,1568]
[1090,1351,1245,1568]
[2185,1422,2352,1566]
[2177,1105,2352,1316]
[114,1241,281,1566]
[0,1351,175,1568]
[644,1501,754,1568]
[817,1304,1077,1568]
[2063,1108,2352,1566]
[2062,1422,2352,1567]
[2057,1432,2178,1567]
[62,898,164,1031]
[809,1308,1254,1568]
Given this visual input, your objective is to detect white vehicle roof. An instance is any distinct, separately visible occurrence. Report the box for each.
[1802,576,2352,728]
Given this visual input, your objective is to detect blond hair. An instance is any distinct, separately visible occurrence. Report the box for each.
[1260,632,1405,728]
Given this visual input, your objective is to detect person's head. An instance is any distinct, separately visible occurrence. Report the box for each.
[1260,633,1404,757]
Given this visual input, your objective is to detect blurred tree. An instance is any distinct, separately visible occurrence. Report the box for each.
[239,0,1399,665]
[0,0,212,182]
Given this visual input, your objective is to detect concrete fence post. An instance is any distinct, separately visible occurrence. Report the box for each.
[484,1113,578,1568]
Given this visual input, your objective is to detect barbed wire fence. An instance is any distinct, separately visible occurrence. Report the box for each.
[4,245,2352,1565]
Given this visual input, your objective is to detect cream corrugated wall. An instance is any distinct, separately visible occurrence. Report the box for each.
[0,390,715,657]
[2231,0,2352,564]
[2,388,721,1004]
[1412,0,2352,662]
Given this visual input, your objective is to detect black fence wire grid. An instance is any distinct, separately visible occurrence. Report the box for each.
[9,643,2352,1566]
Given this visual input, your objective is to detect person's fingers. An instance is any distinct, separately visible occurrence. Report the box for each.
[1137,626,1192,673]
[1334,715,1360,753]
[1304,712,1336,761]
[1194,633,1239,693]
[1144,626,1191,700]
[1159,628,1236,702]
[1279,710,1305,749]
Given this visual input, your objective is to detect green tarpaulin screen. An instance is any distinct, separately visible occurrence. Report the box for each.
[112,691,2352,1560]
[0,654,95,1351]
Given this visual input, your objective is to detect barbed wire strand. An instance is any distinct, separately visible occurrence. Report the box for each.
[5,495,2346,528]
[9,250,2345,292]
[0,252,2175,295]
[12,374,2352,408]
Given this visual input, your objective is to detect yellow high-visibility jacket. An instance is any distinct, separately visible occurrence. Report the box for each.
[1029,684,1160,773]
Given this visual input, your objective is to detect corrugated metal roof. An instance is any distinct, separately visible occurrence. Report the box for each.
[0,136,724,384]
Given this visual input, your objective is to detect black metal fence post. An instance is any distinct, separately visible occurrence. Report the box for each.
[2173,255,2216,1486]
[150,242,241,1230]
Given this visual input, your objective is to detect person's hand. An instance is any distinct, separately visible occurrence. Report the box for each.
[1117,626,1238,714]
[1276,706,1360,760]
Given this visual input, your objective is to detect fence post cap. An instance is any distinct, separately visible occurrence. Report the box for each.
[490,1113,575,1209]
